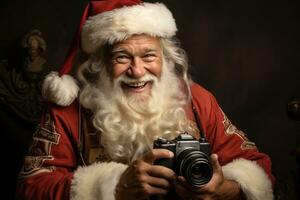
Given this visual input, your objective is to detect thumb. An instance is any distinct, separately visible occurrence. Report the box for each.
[211,154,221,172]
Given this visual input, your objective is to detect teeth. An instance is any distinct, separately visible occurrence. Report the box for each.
[126,81,147,87]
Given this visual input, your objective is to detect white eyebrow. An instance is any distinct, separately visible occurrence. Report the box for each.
[111,47,158,54]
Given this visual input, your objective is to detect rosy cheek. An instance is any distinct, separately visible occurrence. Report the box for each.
[113,64,129,78]
[149,62,162,77]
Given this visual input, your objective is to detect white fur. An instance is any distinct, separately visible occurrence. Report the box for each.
[222,158,273,200]
[42,71,79,106]
[70,162,128,200]
[81,2,177,54]
[80,59,196,163]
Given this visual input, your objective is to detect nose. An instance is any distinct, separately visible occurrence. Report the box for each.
[127,57,146,78]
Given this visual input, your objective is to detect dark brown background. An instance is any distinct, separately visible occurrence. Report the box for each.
[0,0,299,199]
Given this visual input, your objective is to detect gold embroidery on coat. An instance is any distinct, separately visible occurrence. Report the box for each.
[19,113,60,178]
[82,111,111,165]
[221,110,256,150]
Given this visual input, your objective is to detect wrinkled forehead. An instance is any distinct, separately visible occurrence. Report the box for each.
[111,34,162,53]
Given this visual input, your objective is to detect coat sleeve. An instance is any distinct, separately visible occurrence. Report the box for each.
[15,102,80,199]
[16,102,128,200]
[190,83,275,200]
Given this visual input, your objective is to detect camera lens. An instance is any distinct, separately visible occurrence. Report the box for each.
[191,164,204,179]
[177,148,213,187]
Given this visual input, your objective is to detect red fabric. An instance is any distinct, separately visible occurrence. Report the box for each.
[59,3,91,75]
[90,0,142,16]
[16,83,274,199]
[59,0,142,75]
[16,102,80,199]
[187,84,275,184]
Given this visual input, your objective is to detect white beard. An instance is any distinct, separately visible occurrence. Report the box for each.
[80,59,196,163]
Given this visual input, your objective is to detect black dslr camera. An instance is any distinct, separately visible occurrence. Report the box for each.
[153,133,213,187]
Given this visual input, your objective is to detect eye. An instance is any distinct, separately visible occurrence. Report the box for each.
[114,54,131,64]
[142,53,156,62]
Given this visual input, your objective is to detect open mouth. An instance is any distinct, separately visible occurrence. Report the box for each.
[121,81,152,93]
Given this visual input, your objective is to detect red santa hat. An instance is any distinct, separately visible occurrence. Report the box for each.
[42,0,177,106]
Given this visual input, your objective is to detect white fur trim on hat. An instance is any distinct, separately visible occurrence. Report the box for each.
[81,2,177,54]
[70,162,128,200]
[42,71,79,106]
[222,158,273,200]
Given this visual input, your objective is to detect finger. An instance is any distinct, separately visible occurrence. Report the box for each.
[176,176,205,193]
[176,176,195,191]
[141,183,170,196]
[174,177,203,200]
[142,149,174,163]
[198,154,224,192]
[118,173,171,196]
[174,182,190,200]
[176,176,189,188]
[121,184,169,199]
[147,165,176,181]
[146,175,173,189]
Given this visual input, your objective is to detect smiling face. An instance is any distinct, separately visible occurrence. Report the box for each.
[79,34,194,162]
[109,34,163,96]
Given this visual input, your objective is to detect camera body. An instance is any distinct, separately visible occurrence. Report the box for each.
[153,133,213,187]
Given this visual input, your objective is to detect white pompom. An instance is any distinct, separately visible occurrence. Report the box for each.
[42,71,79,106]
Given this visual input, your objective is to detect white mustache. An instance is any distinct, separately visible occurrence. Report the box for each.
[115,73,158,86]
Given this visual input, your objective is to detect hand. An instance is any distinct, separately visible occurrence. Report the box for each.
[115,149,176,200]
[174,154,245,200]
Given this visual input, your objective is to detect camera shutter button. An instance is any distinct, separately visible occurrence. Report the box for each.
[157,138,168,144]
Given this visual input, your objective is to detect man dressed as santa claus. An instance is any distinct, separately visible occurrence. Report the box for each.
[16,0,274,199]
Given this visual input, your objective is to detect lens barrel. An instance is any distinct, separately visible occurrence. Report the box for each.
[177,148,213,186]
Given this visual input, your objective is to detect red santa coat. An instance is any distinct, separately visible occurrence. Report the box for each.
[16,83,274,200]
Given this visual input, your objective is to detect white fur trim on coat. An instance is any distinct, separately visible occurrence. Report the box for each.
[81,2,177,54]
[70,162,128,200]
[222,158,273,200]
[42,71,79,106]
